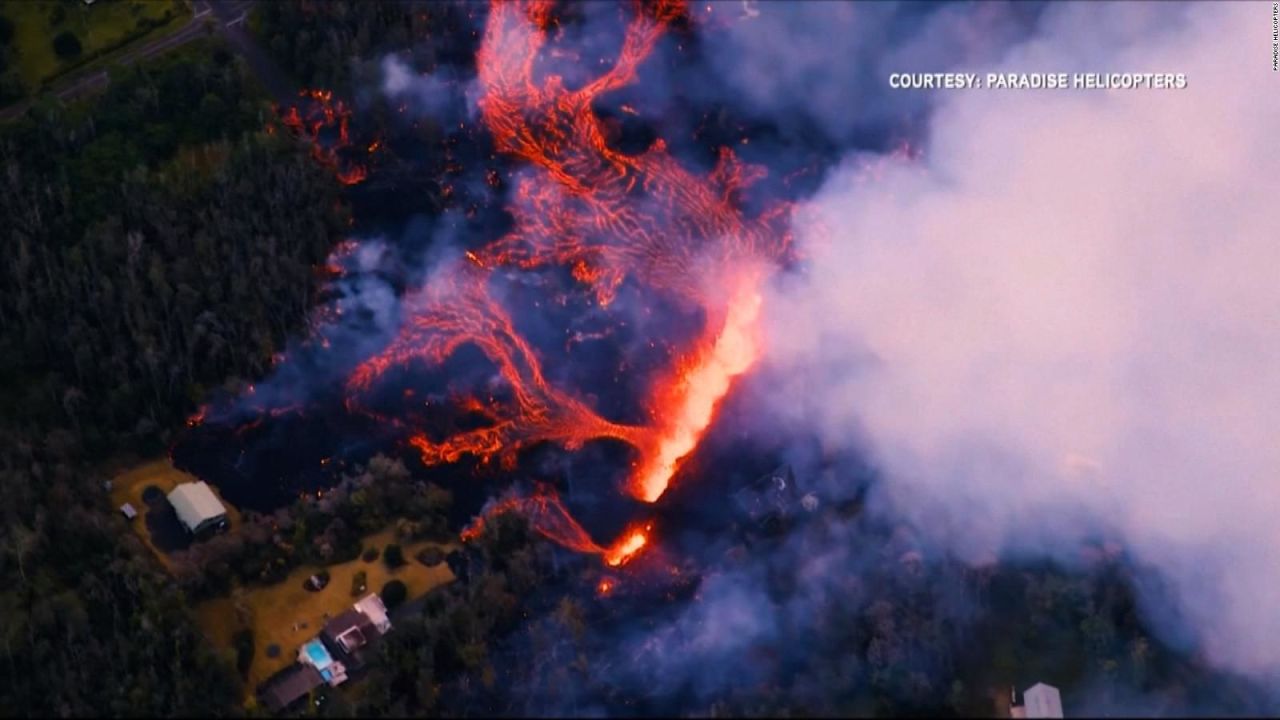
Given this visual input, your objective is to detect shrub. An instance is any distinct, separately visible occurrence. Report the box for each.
[361,546,379,563]
[380,579,407,610]
[232,628,255,678]
[383,543,405,569]
[52,31,82,60]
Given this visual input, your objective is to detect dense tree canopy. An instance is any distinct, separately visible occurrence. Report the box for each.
[0,39,346,717]
[0,42,346,458]
[0,442,245,715]
[0,14,19,104]
[255,1,474,92]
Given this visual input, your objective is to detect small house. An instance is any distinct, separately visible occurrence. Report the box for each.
[732,464,801,532]
[1011,682,1064,719]
[1024,682,1064,718]
[258,663,324,713]
[320,593,393,671]
[167,481,228,536]
[269,592,393,711]
[119,503,138,521]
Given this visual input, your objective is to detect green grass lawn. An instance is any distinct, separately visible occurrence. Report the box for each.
[3,0,186,92]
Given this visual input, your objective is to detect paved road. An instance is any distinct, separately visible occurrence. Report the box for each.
[206,0,294,101]
[0,0,258,122]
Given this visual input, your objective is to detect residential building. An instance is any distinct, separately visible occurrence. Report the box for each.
[1024,682,1064,718]
[1010,682,1064,719]
[259,593,395,713]
[167,481,228,535]
[258,664,324,713]
[732,464,801,533]
[320,596,383,662]
[321,593,393,670]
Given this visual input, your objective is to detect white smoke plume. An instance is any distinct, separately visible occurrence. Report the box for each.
[380,55,479,120]
[697,0,1041,145]
[760,1,1280,679]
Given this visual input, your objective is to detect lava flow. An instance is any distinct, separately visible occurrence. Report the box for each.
[276,88,374,186]
[337,0,794,566]
[459,486,653,567]
[631,274,764,502]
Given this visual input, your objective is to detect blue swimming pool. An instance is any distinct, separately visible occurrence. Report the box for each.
[302,639,333,670]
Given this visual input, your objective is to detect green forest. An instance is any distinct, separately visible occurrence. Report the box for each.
[0,37,338,713]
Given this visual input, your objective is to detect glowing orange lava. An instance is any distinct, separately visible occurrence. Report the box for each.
[632,274,764,502]
[603,522,652,567]
[334,0,795,565]
[276,88,369,186]
[460,488,654,570]
[460,486,606,554]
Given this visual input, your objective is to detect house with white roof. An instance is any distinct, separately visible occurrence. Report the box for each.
[167,481,229,536]
[1010,682,1064,718]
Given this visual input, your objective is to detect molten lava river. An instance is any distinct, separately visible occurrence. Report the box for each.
[209,0,799,570]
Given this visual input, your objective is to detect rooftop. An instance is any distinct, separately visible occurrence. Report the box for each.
[167,481,227,533]
[324,608,376,655]
[258,664,323,713]
[353,593,392,634]
[1023,682,1064,719]
[733,464,801,526]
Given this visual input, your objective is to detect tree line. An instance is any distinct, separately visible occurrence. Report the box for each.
[254,1,481,94]
[0,40,346,716]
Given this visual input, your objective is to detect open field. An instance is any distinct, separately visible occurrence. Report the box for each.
[111,457,457,697]
[109,457,241,569]
[196,527,457,695]
[3,0,185,92]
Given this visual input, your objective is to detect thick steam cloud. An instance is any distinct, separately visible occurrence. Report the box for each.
[761,1,1280,679]
[694,1,1042,146]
